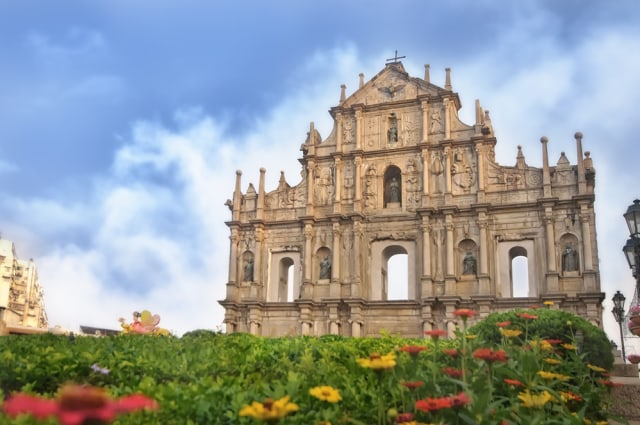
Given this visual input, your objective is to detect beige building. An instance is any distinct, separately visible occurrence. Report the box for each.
[220,60,603,337]
[0,239,48,335]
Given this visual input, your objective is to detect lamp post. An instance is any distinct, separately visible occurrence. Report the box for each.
[623,199,640,301]
[612,290,626,363]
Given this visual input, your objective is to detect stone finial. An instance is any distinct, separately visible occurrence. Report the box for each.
[540,136,548,144]
[424,64,430,83]
[445,67,452,91]
[359,73,364,88]
[575,131,583,141]
[475,99,483,126]
[340,84,346,103]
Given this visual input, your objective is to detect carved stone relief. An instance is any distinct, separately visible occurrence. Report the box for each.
[406,157,421,210]
[402,111,421,145]
[314,166,334,205]
[451,147,476,192]
[429,107,443,134]
[342,115,355,145]
[363,165,377,209]
[430,151,445,194]
[343,163,355,201]
[366,117,380,148]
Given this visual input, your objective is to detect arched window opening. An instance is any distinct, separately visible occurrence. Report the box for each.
[278,257,294,302]
[287,263,295,302]
[509,246,529,298]
[387,253,409,300]
[384,166,402,207]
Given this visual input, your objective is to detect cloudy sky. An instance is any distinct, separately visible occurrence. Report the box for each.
[2,1,640,341]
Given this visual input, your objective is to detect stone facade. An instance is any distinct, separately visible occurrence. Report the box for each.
[0,239,48,335]
[220,61,603,337]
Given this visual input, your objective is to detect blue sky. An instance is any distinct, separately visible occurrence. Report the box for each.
[2,1,640,340]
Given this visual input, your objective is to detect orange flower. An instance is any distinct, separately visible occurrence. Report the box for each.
[451,392,471,408]
[424,329,448,339]
[400,345,428,356]
[472,348,509,363]
[442,348,459,357]
[442,367,463,378]
[516,313,538,320]
[504,378,524,387]
[453,309,477,319]
[400,381,424,390]
[496,321,511,328]
[415,396,453,412]
[3,384,157,425]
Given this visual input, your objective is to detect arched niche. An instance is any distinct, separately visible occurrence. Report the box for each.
[384,165,402,207]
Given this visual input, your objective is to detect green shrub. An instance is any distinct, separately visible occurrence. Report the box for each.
[468,307,614,369]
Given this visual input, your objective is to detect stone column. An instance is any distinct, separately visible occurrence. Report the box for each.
[421,100,429,143]
[306,160,315,216]
[476,146,485,192]
[354,157,362,212]
[355,108,363,150]
[580,212,594,270]
[331,221,341,297]
[333,158,342,213]
[421,220,433,297]
[228,229,239,284]
[444,98,451,140]
[302,223,314,298]
[352,220,362,297]
[336,112,343,152]
[421,149,430,197]
[445,217,455,277]
[545,213,557,272]
[478,216,488,275]
[444,147,452,194]
[254,227,264,287]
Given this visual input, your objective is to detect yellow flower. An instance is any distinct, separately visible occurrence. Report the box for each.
[562,343,577,350]
[537,371,571,381]
[499,328,523,338]
[586,364,606,373]
[543,358,561,365]
[356,352,396,370]
[309,386,341,403]
[465,334,477,339]
[518,390,552,408]
[543,301,554,306]
[530,340,553,350]
[239,396,299,421]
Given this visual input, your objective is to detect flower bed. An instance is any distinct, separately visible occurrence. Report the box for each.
[0,309,618,425]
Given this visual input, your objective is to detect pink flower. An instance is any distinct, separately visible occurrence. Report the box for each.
[3,384,157,425]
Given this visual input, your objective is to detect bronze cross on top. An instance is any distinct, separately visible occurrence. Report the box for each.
[386,50,406,64]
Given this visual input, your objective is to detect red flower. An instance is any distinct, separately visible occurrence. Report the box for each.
[496,321,511,328]
[453,309,477,319]
[400,345,428,356]
[529,305,541,309]
[504,378,524,387]
[400,381,424,390]
[415,396,453,413]
[424,329,448,338]
[396,412,415,423]
[451,392,471,408]
[442,367,463,378]
[544,339,563,345]
[442,348,459,357]
[3,384,157,425]
[472,348,509,363]
[516,313,538,320]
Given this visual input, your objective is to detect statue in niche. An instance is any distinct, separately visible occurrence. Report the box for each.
[429,109,442,133]
[462,252,477,275]
[387,113,398,144]
[342,116,354,144]
[388,177,400,203]
[562,243,579,272]
[314,166,334,205]
[320,256,332,279]
[243,258,254,282]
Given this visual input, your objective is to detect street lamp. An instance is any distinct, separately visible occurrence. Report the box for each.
[612,290,626,363]
[623,200,640,297]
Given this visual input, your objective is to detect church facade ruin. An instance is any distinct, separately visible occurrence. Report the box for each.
[219,60,603,337]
